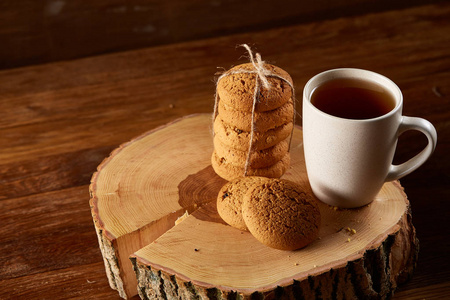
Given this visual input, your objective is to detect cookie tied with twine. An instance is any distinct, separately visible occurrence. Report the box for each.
[212,44,296,180]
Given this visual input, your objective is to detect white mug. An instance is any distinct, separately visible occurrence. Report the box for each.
[302,68,437,208]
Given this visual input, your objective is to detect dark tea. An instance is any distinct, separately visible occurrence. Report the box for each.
[310,78,396,119]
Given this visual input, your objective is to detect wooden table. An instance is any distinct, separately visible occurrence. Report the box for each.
[1,2,449,299]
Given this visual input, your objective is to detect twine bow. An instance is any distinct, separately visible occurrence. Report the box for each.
[213,44,296,176]
[242,44,271,89]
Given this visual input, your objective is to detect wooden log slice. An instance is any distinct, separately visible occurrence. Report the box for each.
[90,114,418,299]
[90,114,227,298]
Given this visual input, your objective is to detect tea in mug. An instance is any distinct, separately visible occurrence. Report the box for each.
[310,78,396,119]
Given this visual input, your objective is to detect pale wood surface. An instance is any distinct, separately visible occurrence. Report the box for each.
[111,115,416,299]
[1,2,449,299]
[90,114,228,298]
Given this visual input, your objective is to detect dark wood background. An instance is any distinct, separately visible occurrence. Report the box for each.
[0,0,449,299]
[0,0,438,70]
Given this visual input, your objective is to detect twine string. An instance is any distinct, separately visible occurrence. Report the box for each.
[213,44,296,177]
[242,44,270,89]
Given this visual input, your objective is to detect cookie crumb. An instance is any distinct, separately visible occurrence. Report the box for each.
[345,227,357,235]
[169,104,174,108]
[347,238,351,242]
[294,263,299,266]
[313,265,317,268]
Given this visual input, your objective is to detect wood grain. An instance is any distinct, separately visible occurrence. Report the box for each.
[0,2,449,299]
[0,146,115,200]
[0,186,99,279]
[0,0,437,70]
[111,115,417,299]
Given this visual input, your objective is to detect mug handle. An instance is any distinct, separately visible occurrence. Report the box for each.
[386,116,437,182]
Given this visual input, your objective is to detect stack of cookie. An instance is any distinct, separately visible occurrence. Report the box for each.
[211,63,295,181]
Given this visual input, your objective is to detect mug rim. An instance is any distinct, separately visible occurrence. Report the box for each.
[303,68,403,122]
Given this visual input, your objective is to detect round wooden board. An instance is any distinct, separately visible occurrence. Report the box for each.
[90,114,418,299]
